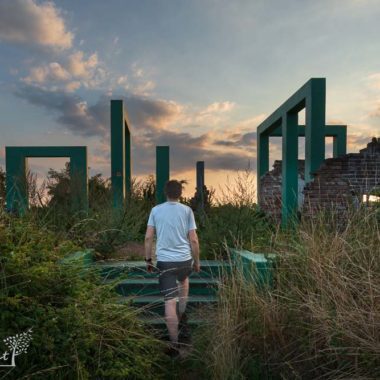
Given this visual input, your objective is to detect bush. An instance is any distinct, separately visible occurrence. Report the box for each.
[0,210,166,379]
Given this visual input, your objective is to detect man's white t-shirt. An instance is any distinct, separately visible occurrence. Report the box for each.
[147,201,197,262]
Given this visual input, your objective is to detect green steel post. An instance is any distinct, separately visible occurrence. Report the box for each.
[111,100,125,209]
[70,148,88,213]
[257,132,269,203]
[281,112,298,226]
[5,148,28,215]
[196,161,205,210]
[305,79,326,182]
[156,146,170,204]
[124,120,131,197]
[332,126,347,157]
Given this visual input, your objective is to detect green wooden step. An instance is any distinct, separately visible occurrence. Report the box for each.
[118,294,218,315]
[94,260,231,280]
[111,277,219,296]
[140,315,207,328]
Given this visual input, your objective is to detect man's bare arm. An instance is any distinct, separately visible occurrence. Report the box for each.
[188,229,200,272]
[144,226,155,266]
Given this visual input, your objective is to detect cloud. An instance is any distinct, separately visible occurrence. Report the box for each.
[368,102,380,118]
[23,62,71,84]
[200,101,236,114]
[132,128,253,174]
[132,64,145,78]
[14,84,183,137]
[195,101,236,126]
[347,133,375,152]
[67,51,98,79]
[13,84,254,174]
[22,51,107,90]
[14,85,107,137]
[133,80,156,96]
[213,115,267,149]
[65,81,81,92]
[117,76,129,86]
[0,0,73,49]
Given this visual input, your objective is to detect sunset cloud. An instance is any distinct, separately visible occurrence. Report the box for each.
[0,0,73,49]
[366,73,380,89]
[13,84,254,174]
[195,101,236,126]
[22,51,107,91]
[14,85,184,137]
[23,62,71,84]
[67,51,99,79]
[200,101,236,114]
[133,80,156,96]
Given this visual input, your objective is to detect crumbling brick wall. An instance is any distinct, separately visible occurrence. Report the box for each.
[259,160,305,223]
[303,137,380,217]
[259,138,380,223]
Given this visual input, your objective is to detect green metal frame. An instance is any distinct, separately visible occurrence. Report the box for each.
[270,124,347,157]
[6,146,88,215]
[111,100,132,209]
[196,161,205,210]
[229,248,276,288]
[156,146,170,204]
[257,78,347,226]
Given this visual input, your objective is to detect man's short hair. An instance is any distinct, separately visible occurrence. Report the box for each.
[164,180,182,199]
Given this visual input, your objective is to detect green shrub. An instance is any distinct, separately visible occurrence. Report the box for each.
[0,210,166,379]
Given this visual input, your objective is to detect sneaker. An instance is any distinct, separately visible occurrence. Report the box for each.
[165,342,180,359]
[178,313,191,343]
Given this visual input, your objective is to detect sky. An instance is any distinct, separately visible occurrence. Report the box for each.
[0,0,379,199]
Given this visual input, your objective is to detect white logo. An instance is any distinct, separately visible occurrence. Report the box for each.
[0,328,33,367]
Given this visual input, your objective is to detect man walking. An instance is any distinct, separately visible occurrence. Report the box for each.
[144,179,200,350]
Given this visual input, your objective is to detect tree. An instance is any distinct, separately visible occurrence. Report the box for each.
[46,162,71,209]
[46,163,111,210]
[88,173,111,209]
[189,184,215,214]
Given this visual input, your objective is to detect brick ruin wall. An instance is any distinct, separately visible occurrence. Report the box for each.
[259,138,380,223]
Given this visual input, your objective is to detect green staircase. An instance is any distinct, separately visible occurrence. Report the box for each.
[95,260,230,335]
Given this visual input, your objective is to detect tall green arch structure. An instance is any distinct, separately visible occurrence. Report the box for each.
[257,78,347,226]
[111,100,132,209]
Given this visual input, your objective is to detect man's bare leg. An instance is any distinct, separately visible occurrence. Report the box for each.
[164,298,179,343]
[178,277,189,317]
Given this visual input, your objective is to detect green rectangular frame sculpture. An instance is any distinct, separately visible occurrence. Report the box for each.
[111,100,132,209]
[257,78,347,226]
[156,146,170,204]
[6,146,88,215]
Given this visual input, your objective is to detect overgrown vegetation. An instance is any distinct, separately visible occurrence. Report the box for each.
[1,164,379,379]
[2,165,271,260]
[191,205,380,379]
[0,208,168,379]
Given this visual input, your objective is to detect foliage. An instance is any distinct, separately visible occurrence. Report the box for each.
[189,185,215,214]
[0,209,166,379]
[194,168,273,259]
[191,206,380,379]
[0,166,5,209]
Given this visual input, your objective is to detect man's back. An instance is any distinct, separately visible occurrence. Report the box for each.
[147,201,196,262]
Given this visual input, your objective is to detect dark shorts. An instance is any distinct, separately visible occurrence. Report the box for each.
[156,259,193,300]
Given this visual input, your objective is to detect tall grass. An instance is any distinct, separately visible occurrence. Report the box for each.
[195,168,274,259]
[192,205,380,379]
